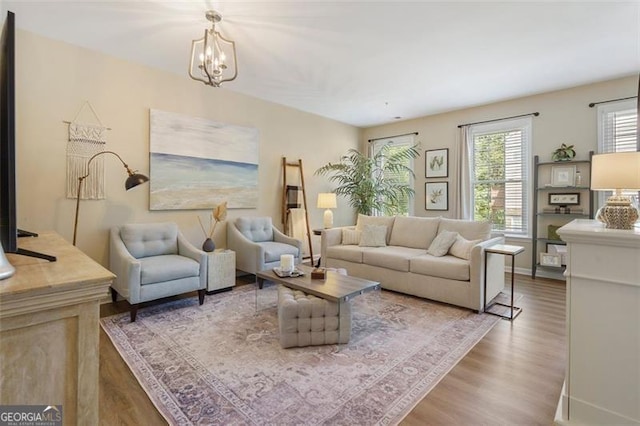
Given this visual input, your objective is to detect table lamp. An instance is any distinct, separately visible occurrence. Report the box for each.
[317,193,337,228]
[73,150,149,245]
[590,151,640,229]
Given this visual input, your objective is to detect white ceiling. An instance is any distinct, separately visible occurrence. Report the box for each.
[4,1,640,128]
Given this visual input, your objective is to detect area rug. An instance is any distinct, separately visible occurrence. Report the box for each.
[101,284,499,425]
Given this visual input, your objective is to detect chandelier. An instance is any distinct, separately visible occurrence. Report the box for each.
[189,10,237,87]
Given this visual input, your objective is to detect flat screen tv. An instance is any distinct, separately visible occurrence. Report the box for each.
[1,11,55,262]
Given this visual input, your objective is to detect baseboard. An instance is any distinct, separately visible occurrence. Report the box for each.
[510,266,565,281]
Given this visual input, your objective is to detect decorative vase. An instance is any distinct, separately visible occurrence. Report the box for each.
[202,238,215,252]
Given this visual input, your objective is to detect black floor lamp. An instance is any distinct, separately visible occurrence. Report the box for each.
[73,150,149,245]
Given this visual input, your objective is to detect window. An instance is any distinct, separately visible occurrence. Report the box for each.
[468,117,531,236]
[597,99,639,207]
[371,134,415,216]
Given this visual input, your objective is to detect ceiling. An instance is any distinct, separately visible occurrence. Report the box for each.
[4,1,639,128]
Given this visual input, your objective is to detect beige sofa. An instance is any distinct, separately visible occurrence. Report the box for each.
[320,215,505,312]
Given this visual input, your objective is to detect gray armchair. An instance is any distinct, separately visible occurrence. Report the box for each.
[228,217,303,286]
[109,222,207,322]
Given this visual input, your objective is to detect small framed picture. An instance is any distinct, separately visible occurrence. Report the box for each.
[551,165,576,187]
[425,148,448,178]
[540,252,562,267]
[425,182,448,211]
[548,193,580,206]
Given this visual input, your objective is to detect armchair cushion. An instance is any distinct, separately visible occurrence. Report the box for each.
[236,217,274,242]
[140,254,201,285]
[121,222,179,258]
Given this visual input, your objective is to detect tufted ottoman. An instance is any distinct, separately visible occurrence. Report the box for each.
[277,285,351,348]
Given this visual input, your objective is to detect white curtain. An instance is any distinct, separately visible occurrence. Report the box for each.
[455,126,472,219]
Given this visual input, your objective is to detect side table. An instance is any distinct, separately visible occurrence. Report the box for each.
[206,249,236,293]
[484,244,524,320]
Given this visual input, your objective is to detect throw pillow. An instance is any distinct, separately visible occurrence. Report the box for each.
[449,235,482,260]
[359,225,387,247]
[427,230,458,257]
[341,229,362,245]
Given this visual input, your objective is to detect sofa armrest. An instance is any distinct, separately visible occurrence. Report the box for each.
[320,226,355,267]
[109,227,142,303]
[469,236,506,312]
[227,221,265,274]
[177,232,207,289]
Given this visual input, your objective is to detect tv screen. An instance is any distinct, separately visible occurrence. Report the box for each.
[0,11,17,254]
[0,11,55,263]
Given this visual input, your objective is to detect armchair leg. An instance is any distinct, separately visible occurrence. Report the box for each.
[130,304,139,322]
[110,287,118,303]
[198,289,205,305]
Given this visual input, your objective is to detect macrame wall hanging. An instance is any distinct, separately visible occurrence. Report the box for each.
[65,101,111,199]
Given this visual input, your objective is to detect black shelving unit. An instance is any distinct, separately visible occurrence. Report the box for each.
[531,152,595,278]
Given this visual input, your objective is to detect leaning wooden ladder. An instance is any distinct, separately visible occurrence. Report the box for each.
[281,157,313,263]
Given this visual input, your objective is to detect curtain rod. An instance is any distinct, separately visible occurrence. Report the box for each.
[368,131,418,143]
[588,96,637,108]
[457,112,539,128]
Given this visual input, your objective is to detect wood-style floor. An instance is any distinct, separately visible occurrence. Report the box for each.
[98,274,566,425]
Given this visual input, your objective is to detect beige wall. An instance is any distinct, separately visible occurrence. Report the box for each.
[362,75,638,275]
[15,30,360,265]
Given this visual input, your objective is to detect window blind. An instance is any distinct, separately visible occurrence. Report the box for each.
[469,117,531,236]
[597,99,639,206]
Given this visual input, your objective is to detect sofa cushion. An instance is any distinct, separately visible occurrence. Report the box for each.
[236,217,274,242]
[427,230,458,257]
[121,222,179,259]
[438,218,491,241]
[341,229,361,245]
[259,241,299,263]
[356,214,395,244]
[362,246,426,272]
[449,235,482,260]
[359,224,387,247]
[389,216,440,249]
[410,254,471,281]
[327,245,373,263]
[139,254,200,285]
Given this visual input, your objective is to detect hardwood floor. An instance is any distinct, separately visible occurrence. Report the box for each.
[98,274,566,425]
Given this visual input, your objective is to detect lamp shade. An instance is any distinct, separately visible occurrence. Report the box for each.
[591,152,640,191]
[317,193,337,209]
[125,173,150,190]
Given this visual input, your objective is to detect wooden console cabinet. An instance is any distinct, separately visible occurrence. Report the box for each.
[0,232,114,425]
[556,220,639,425]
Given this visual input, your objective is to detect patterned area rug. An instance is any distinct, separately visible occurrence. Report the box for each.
[101,283,499,425]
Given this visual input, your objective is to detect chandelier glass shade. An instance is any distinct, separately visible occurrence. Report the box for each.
[189,10,237,87]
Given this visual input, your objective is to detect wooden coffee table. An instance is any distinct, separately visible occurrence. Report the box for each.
[256,265,380,303]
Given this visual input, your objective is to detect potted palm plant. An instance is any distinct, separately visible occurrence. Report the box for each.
[315,144,419,215]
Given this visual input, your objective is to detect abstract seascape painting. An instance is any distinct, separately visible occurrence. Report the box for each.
[149,109,259,210]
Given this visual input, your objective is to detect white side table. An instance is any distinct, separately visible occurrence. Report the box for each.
[483,244,524,320]
[206,249,236,293]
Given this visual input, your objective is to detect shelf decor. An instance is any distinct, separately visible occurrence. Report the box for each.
[551,165,576,187]
[540,252,562,267]
[548,193,580,206]
[551,143,576,162]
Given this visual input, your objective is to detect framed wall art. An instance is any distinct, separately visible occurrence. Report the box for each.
[548,193,580,206]
[425,181,448,211]
[551,165,576,187]
[425,148,448,178]
[149,109,259,210]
